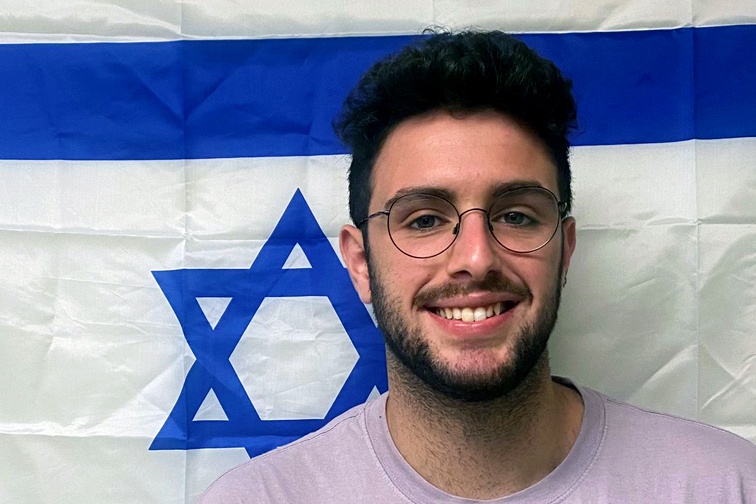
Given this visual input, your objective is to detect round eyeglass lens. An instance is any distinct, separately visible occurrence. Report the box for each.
[387,194,459,258]
[488,187,560,253]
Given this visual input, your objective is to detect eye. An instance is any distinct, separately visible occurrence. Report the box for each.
[491,210,540,228]
[501,211,534,226]
[410,214,443,230]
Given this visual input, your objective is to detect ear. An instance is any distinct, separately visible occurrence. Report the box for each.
[560,216,577,278]
[339,224,372,304]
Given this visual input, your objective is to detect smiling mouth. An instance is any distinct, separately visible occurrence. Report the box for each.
[433,301,518,322]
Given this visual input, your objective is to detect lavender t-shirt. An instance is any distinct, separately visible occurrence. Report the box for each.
[199,378,756,503]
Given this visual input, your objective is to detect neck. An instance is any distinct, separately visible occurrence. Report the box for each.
[385,352,583,499]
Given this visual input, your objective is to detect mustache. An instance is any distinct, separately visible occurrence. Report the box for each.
[412,273,531,308]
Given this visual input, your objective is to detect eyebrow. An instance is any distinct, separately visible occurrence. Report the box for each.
[382,186,455,209]
[383,180,547,209]
[490,180,547,198]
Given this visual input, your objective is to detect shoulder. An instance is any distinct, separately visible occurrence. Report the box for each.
[565,385,756,501]
[588,387,756,474]
[197,396,385,504]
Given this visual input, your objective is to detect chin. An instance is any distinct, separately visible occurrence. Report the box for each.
[386,330,548,403]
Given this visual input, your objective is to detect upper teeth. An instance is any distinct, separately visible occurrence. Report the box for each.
[436,302,505,322]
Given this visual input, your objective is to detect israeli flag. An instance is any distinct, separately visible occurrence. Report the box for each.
[0,1,754,502]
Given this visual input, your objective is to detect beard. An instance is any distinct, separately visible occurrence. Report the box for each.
[369,257,562,403]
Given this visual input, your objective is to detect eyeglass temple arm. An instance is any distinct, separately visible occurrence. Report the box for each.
[357,210,390,227]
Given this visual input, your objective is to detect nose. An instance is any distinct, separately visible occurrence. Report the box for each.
[445,208,501,280]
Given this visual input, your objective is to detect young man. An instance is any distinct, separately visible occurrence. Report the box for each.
[200,30,756,503]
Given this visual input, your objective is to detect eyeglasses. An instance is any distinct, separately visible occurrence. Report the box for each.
[358,186,568,259]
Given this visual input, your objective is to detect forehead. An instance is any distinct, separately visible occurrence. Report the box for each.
[371,110,559,207]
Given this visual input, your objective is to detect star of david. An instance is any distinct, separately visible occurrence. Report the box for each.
[149,189,387,457]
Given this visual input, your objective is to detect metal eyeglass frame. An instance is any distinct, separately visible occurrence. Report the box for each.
[357,185,569,259]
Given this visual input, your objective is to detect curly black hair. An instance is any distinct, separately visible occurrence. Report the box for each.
[333,30,578,226]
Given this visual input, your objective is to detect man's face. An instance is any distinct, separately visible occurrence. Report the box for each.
[340,110,576,401]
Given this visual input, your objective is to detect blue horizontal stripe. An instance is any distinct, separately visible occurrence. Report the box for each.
[692,25,756,140]
[0,25,753,160]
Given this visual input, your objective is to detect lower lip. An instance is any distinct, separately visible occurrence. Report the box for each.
[426,305,518,339]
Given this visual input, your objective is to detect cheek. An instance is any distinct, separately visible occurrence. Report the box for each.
[512,248,562,300]
[371,250,435,305]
